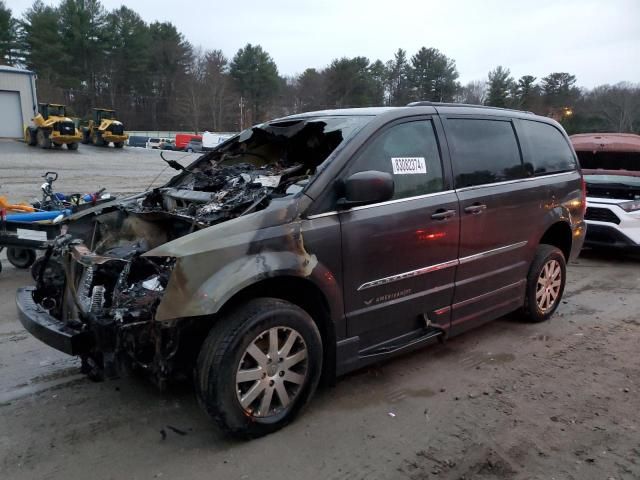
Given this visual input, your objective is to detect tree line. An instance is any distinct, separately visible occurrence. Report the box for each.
[1,0,638,134]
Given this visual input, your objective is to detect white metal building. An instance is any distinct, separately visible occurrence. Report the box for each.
[0,66,38,138]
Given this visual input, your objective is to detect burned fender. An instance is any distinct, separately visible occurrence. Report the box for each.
[144,199,340,322]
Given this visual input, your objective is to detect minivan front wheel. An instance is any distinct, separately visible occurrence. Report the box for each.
[522,244,566,322]
[196,298,323,438]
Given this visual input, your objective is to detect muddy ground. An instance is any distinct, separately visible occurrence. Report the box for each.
[0,140,638,479]
[0,139,195,202]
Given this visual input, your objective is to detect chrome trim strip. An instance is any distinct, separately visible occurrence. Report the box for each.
[451,279,525,311]
[307,210,338,219]
[356,241,528,291]
[458,241,528,265]
[349,189,456,212]
[308,171,577,219]
[307,190,457,219]
[357,259,459,291]
[455,171,576,192]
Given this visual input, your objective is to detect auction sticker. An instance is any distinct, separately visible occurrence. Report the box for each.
[391,157,427,175]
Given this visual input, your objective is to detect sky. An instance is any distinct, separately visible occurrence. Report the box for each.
[7,0,640,88]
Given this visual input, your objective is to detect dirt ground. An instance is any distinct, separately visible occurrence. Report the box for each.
[0,138,195,202]
[0,140,638,479]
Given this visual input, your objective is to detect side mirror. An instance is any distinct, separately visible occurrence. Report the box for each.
[337,170,394,208]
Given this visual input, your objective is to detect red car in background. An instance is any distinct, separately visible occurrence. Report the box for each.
[175,133,202,150]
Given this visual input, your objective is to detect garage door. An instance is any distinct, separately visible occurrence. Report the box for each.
[0,91,23,138]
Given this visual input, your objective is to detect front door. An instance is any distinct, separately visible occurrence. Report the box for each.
[338,117,460,350]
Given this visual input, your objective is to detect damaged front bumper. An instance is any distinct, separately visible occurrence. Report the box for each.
[16,286,92,355]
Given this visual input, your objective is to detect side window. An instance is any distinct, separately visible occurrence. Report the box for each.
[346,120,444,200]
[520,120,576,174]
[447,118,524,188]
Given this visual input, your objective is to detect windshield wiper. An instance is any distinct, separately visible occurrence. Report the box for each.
[160,152,210,181]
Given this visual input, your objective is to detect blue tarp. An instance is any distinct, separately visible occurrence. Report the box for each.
[5,209,71,223]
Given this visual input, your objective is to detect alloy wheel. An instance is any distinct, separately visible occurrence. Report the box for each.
[235,326,308,418]
[536,259,562,313]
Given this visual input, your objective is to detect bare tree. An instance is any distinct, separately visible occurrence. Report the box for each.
[587,82,640,133]
[178,47,205,132]
[202,49,230,130]
[456,80,487,105]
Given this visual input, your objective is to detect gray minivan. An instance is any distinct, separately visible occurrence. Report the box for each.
[17,103,586,438]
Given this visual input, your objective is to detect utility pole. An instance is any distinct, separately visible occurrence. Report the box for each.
[239,96,245,130]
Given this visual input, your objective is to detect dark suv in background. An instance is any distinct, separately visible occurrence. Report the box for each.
[18,103,585,438]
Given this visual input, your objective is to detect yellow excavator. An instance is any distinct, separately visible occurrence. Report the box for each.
[24,103,82,150]
[81,108,128,148]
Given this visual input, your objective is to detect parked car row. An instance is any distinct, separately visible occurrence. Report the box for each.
[126,132,235,152]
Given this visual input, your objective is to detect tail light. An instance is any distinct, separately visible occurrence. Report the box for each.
[580,177,587,216]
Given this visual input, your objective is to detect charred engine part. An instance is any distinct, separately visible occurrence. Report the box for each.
[135,162,300,227]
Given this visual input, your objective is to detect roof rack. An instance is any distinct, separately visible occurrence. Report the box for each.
[407,101,533,115]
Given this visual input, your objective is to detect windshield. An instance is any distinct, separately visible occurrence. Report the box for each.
[577,151,640,171]
[584,175,640,187]
[218,116,370,168]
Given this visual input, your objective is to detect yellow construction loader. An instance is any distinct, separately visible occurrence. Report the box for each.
[24,103,82,150]
[81,108,128,148]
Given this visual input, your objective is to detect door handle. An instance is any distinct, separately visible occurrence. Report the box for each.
[431,209,457,220]
[464,203,487,215]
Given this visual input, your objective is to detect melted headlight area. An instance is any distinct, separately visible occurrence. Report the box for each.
[33,236,179,384]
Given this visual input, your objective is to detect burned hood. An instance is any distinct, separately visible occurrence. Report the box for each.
[143,195,309,258]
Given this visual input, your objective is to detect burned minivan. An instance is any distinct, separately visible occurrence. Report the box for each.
[18,103,586,437]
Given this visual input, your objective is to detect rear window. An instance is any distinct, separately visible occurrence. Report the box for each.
[447,118,524,188]
[519,120,576,174]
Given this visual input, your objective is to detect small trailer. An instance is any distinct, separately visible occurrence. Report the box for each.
[0,215,64,274]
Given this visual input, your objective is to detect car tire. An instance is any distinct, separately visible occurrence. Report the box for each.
[37,129,51,149]
[196,298,323,439]
[7,248,37,269]
[114,142,124,149]
[521,244,566,323]
[67,142,78,150]
[25,128,37,146]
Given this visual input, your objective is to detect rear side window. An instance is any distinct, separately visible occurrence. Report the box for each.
[447,118,524,188]
[346,120,444,200]
[519,120,576,174]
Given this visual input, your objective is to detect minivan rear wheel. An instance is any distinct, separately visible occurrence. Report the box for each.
[521,244,566,322]
[195,298,323,438]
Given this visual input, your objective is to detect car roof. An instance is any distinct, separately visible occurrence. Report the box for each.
[277,102,550,124]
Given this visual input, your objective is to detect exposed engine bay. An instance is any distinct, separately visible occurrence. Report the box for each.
[578,150,640,200]
[30,115,365,384]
